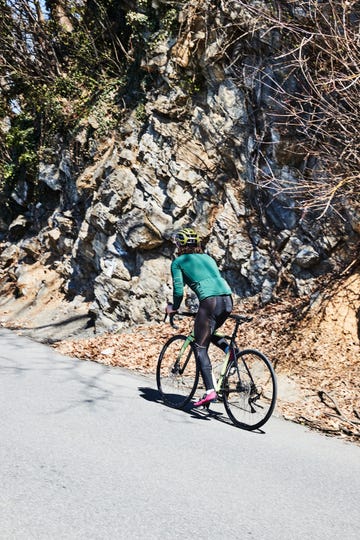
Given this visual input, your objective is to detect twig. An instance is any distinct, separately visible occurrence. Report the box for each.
[318,390,360,435]
[340,259,359,276]
[324,412,360,431]
[318,390,341,415]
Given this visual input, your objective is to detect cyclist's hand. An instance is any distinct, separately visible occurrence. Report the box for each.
[165,303,177,315]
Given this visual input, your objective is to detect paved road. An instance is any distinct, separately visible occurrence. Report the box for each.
[1,328,359,540]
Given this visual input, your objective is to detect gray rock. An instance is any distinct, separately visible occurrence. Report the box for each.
[117,208,164,250]
[0,243,21,265]
[295,246,320,269]
[39,163,62,190]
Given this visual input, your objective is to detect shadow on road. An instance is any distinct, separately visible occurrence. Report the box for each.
[2,314,94,344]
[0,329,118,414]
[138,386,265,435]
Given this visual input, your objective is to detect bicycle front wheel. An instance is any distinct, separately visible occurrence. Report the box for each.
[223,349,277,430]
[156,335,199,409]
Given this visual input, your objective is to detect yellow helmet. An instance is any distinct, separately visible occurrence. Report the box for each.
[174,227,201,247]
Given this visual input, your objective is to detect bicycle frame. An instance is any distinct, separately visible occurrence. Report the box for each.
[166,311,256,394]
[212,316,245,393]
[176,327,240,394]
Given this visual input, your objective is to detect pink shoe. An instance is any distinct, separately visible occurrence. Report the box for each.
[193,391,217,407]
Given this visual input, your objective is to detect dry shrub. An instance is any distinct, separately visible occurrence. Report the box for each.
[228,0,360,215]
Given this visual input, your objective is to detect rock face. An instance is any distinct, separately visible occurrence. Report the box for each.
[0,2,359,333]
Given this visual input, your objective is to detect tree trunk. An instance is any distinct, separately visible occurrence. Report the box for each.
[47,0,74,32]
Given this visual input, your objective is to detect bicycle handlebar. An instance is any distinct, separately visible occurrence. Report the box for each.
[164,311,253,328]
[163,311,194,328]
[229,313,253,323]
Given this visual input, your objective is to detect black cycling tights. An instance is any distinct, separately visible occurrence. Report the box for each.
[193,295,233,391]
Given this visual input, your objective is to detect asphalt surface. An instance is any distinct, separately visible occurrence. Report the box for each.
[1,328,359,539]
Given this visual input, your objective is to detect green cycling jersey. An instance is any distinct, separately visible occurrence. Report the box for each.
[171,252,231,310]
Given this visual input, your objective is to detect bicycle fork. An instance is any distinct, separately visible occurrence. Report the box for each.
[173,334,194,375]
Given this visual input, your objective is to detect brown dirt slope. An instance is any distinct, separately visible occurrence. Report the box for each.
[0,261,93,341]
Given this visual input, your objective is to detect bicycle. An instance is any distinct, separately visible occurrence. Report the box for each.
[156,312,277,430]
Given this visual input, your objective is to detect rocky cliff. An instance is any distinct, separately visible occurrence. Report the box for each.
[0,1,359,336]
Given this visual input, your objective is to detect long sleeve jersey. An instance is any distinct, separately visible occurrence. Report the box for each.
[171,253,231,310]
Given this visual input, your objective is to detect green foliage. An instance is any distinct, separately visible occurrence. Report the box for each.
[162,8,178,33]
[126,11,150,32]
[1,163,15,182]
[134,102,147,123]
[5,118,36,160]
[1,113,38,197]
[180,74,203,96]
[85,82,121,137]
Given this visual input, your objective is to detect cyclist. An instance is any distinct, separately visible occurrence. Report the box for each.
[165,227,233,407]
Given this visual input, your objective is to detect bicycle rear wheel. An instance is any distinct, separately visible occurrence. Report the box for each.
[223,349,277,430]
[156,335,199,409]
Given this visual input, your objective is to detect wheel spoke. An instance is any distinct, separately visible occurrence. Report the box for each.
[156,335,199,408]
[223,349,277,430]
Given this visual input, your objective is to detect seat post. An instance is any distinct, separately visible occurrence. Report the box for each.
[231,319,240,342]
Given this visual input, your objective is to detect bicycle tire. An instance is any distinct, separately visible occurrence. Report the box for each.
[223,349,277,430]
[156,335,200,409]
